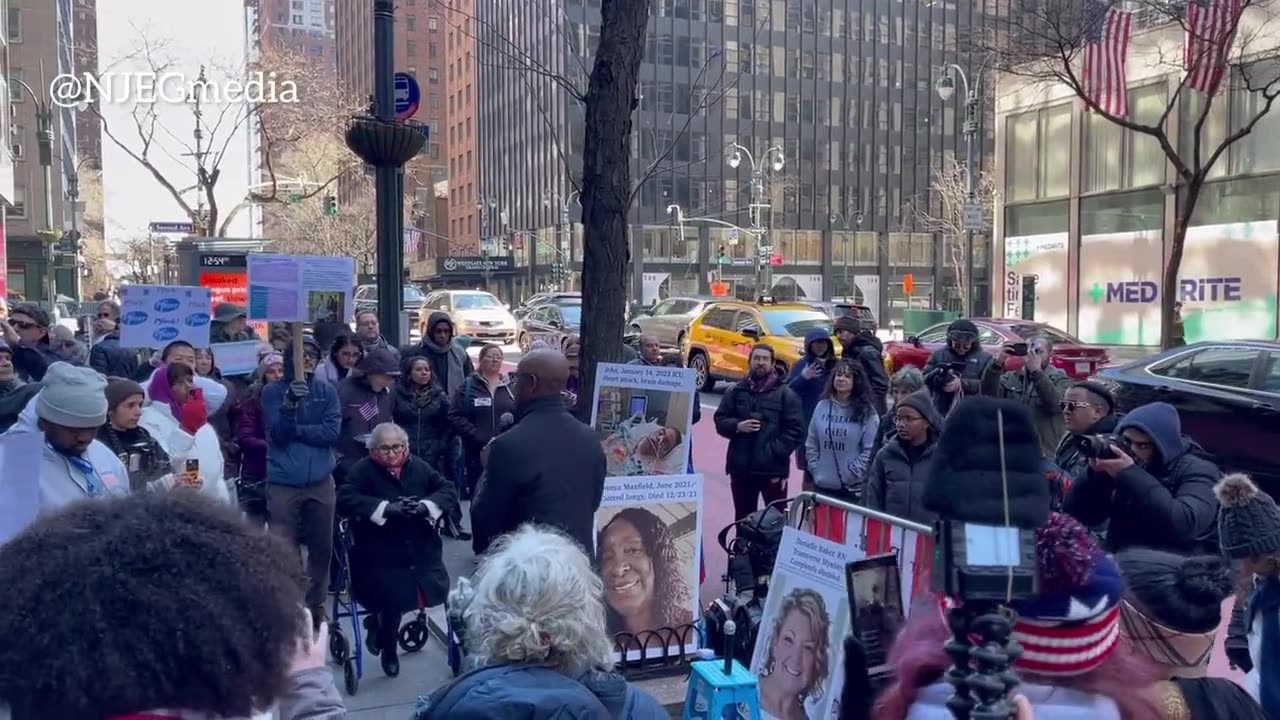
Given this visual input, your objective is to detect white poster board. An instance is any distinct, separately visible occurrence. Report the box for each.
[1003,270,1023,319]
[750,527,852,720]
[595,474,704,663]
[0,432,46,545]
[589,362,696,477]
[211,340,264,377]
[246,254,355,323]
[118,285,214,349]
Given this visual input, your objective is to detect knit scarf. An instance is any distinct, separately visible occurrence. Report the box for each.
[424,339,465,396]
[746,369,779,394]
[412,384,439,409]
[1249,576,1280,719]
[371,444,409,480]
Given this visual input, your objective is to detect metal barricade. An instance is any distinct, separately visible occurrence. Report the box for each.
[787,491,935,610]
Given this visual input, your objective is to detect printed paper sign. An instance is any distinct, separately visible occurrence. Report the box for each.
[211,340,264,377]
[589,362,696,477]
[595,474,703,664]
[750,527,852,720]
[246,254,355,323]
[118,285,213,349]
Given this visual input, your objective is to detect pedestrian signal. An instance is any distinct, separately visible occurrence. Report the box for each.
[903,273,914,295]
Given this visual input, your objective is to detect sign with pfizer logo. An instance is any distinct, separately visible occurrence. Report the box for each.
[118,284,214,350]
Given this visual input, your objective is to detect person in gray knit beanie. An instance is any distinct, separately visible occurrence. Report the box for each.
[1216,473,1280,559]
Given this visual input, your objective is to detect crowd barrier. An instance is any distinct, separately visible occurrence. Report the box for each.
[788,492,935,610]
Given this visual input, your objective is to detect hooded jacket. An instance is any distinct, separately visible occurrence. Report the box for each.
[1063,401,1220,554]
[863,390,942,525]
[407,312,475,398]
[89,332,138,379]
[786,328,839,422]
[335,374,393,470]
[841,331,890,416]
[260,338,341,488]
[804,397,879,495]
[412,663,667,720]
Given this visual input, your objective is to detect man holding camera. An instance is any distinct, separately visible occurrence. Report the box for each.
[922,319,993,416]
[1053,381,1120,482]
[979,336,1069,458]
[1063,401,1220,554]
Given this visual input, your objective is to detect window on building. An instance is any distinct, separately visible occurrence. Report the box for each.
[6,7,20,42]
[428,68,439,83]
[7,69,20,103]
[406,15,416,30]
[407,40,417,56]
[292,14,303,24]
[1228,61,1280,174]
[1006,103,1071,202]
[6,184,24,218]
[1084,84,1166,192]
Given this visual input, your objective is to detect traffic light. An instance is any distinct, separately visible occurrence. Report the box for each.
[323,195,338,216]
[718,245,726,263]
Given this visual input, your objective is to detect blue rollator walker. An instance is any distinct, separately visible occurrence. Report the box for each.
[328,517,365,695]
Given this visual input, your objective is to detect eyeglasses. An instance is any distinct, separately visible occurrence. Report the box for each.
[1059,401,1095,412]
[895,413,925,424]
[303,351,321,360]
[375,443,405,453]
[947,331,975,343]
[96,312,113,319]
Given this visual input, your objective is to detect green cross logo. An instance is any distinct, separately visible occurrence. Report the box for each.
[1088,282,1105,303]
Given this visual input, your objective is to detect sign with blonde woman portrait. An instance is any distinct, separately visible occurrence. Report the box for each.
[594,474,703,663]
[751,527,852,720]
[590,362,696,477]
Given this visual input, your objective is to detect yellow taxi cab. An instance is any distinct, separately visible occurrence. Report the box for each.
[681,296,833,392]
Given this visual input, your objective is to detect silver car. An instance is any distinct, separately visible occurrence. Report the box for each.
[628,296,716,348]
[419,290,518,344]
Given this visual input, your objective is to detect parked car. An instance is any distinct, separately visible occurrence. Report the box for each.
[517,297,581,351]
[354,284,428,321]
[512,291,581,321]
[1097,341,1280,496]
[681,298,832,391]
[419,289,518,344]
[883,318,1111,381]
[806,301,878,334]
[629,296,718,348]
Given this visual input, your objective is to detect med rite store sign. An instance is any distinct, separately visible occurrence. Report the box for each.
[436,256,515,274]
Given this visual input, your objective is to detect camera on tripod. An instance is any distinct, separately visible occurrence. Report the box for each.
[1074,433,1131,460]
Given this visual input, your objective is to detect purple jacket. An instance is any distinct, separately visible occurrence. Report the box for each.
[234,395,269,481]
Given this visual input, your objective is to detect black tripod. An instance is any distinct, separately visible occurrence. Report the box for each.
[942,602,1023,720]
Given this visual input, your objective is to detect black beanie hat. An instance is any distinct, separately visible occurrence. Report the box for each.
[923,396,1050,528]
[1071,380,1116,414]
[948,318,979,336]
[1215,473,1280,559]
[1116,548,1233,634]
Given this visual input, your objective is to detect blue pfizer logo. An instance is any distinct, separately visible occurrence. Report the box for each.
[122,310,149,325]
[185,312,210,327]
[154,297,181,313]
[153,326,180,342]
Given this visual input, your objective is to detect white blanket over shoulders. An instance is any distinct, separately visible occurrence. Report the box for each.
[139,404,231,505]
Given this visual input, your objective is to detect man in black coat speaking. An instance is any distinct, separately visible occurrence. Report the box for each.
[471,349,607,555]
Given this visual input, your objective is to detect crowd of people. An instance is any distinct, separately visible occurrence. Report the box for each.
[0,295,1276,719]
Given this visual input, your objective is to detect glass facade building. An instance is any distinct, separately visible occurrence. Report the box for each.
[474,0,1001,324]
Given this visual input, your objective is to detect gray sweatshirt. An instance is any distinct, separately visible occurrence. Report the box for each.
[804,398,879,495]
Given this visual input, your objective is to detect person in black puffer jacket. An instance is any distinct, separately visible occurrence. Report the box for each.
[713,344,806,522]
[393,356,457,481]
[921,318,993,417]
[88,319,138,379]
[835,316,889,416]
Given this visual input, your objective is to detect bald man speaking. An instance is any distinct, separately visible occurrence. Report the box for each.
[470,349,607,555]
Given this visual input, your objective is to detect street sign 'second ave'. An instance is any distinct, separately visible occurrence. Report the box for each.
[150,221,195,234]
[394,72,421,121]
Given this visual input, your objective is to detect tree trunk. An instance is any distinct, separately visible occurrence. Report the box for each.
[576,0,650,422]
[1161,181,1200,350]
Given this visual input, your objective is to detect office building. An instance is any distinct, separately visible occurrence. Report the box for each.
[0,0,15,302]
[994,13,1280,346]
[467,0,1001,323]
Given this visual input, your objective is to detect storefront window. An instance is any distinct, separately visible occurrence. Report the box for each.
[1006,104,1070,202]
[1005,200,1070,330]
[888,232,910,265]
[779,229,821,264]
[854,231,879,265]
[1078,190,1164,345]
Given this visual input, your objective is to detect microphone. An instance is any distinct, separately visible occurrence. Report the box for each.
[498,412,514,431]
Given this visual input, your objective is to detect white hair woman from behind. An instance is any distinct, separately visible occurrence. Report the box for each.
[453,524,613,673]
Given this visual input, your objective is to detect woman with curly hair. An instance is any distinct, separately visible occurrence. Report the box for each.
[756,588,831,720]
[803,358,879,499]
[596,506,694,637]
[0,491,344,720]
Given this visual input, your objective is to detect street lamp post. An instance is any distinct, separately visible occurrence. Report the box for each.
[726,143,785,296]
[64,156,96,300]
[476,196,500,292]
[830,209,865,299]
[11,72,59,304]
[544,189,580,291]
[936,62,984,316]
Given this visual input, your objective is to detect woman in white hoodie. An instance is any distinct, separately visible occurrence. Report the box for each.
[803,359,878,500]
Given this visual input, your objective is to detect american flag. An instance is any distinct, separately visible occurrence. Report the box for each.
[358,398,379,422]
[1186,0,1241,94]
[1082,0,1133,116]
[404,228,423,256]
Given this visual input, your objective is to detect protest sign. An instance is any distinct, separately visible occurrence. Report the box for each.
[211,340,263,377]
[0,432,48,545]
[118,285,213,349]
[750,527,852,720]
[589,362,696,477]
[246,254,355,323]
[595,473,703,663]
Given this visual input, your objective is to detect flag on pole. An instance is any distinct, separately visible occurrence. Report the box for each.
[1082,0,1133,116]
[1186,0,1242,94]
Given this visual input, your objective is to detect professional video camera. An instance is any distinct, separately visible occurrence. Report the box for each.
[703,499,788,666]
[1074,433,1132,460]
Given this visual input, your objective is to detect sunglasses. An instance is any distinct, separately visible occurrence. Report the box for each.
[947,331,975,342]
[96,312,113,319]
[10,320,37,330]
[1059,401,1095,412]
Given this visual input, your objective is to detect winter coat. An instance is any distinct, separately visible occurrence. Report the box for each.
[842,333,890,416]
[393,380,456,477]
[1242,575,1280,716]
[786,328,839,422]
[1053,414,1120,485]
[870,408,894,463]
[863,436,938,525]
[16,341,61,381]
[234,393,269,481]
[1063,402,1220,554]
[713,378,806,479]
[906,680,1119,720]
[96,424,172,493]
[804,399,879,496]
[312,359,347,388]
[89,333,138,379]
[980,362,1071,458]
[0,382,40,434]
[449,372,517,482]
[413,663,668,720]
[922,343,993,415]
[405,312,475,397]
[260,342,341,489]
[138,371,230,418]
[335,375,394,475]
[335,455,458,614]
[471,395,606,555]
